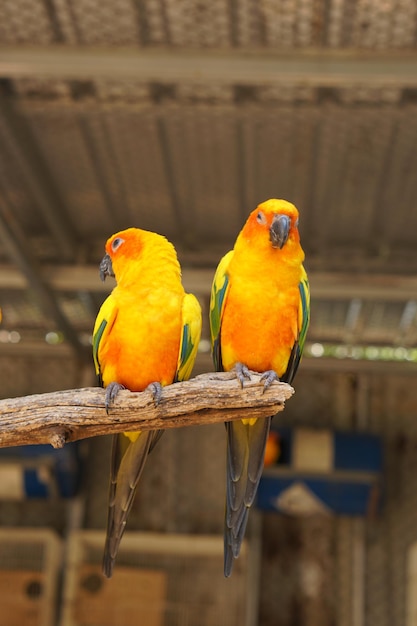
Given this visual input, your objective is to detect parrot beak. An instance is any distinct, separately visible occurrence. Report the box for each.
[270,214,291,249]
[99,254,115,282]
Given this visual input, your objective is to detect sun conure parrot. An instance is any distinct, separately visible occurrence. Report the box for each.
[209,198,310,577]
[93,227,202,578]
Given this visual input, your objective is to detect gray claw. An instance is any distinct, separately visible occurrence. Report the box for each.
[146,382,163,406]
[105,382,126,414]
[260,370,279,393]
[235,362,252,388]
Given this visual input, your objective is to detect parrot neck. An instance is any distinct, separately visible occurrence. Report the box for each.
[233,232,305,276]
[114,248,182,291]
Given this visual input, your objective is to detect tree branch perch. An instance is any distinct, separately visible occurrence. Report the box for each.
[0,371,294,449]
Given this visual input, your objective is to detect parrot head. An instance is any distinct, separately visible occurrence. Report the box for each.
[241,198,301,252]
[99,227,180,284]
[99,234,124,282]
[100,228,150,282]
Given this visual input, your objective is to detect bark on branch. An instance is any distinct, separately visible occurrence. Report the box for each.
[0,371,294,449]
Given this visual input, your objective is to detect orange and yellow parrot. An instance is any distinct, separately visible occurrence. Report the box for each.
[210,198,309,576]
[93,227,202,578]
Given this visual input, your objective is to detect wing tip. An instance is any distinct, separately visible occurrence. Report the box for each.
[223,536,234,578]
[102,548,115,578]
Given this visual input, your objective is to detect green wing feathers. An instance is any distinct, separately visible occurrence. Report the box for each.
[92,295,118,386]
[92,319,107,384]
[176,293,202,382]
[298,267,310,354]
[209,250,233,372]
[282,266,310,384]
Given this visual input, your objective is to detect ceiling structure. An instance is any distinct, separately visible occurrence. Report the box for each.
[1,0,417,380]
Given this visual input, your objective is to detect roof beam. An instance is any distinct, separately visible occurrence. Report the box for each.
[195,353,417,376]
[1,341,417,376]
[1,264,417,302]
[0,48,417,87]
[310,272,417,302]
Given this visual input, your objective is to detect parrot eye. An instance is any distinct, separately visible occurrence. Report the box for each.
[256,211,267,225]
[111,237,124,252]
[295,218,299,228]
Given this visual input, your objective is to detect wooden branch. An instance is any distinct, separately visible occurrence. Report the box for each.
[0,371,294,449]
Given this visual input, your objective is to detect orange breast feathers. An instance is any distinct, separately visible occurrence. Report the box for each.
[98,288,183,391]
[219,277,301,376]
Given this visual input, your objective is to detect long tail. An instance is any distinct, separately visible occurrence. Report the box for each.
[224,416,271,577]
[102,429,162,578]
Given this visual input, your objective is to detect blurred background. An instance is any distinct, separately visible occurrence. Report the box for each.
[0,1,417,625]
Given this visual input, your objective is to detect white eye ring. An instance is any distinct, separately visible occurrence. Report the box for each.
[256,211,267,225]
[111,237,124,252]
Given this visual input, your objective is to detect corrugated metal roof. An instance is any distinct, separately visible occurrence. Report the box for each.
[1,0,417,49]
[1,0,417,375]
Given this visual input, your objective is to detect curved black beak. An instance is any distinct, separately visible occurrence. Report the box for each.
[99,254,114,282]
[270,214,291,249]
